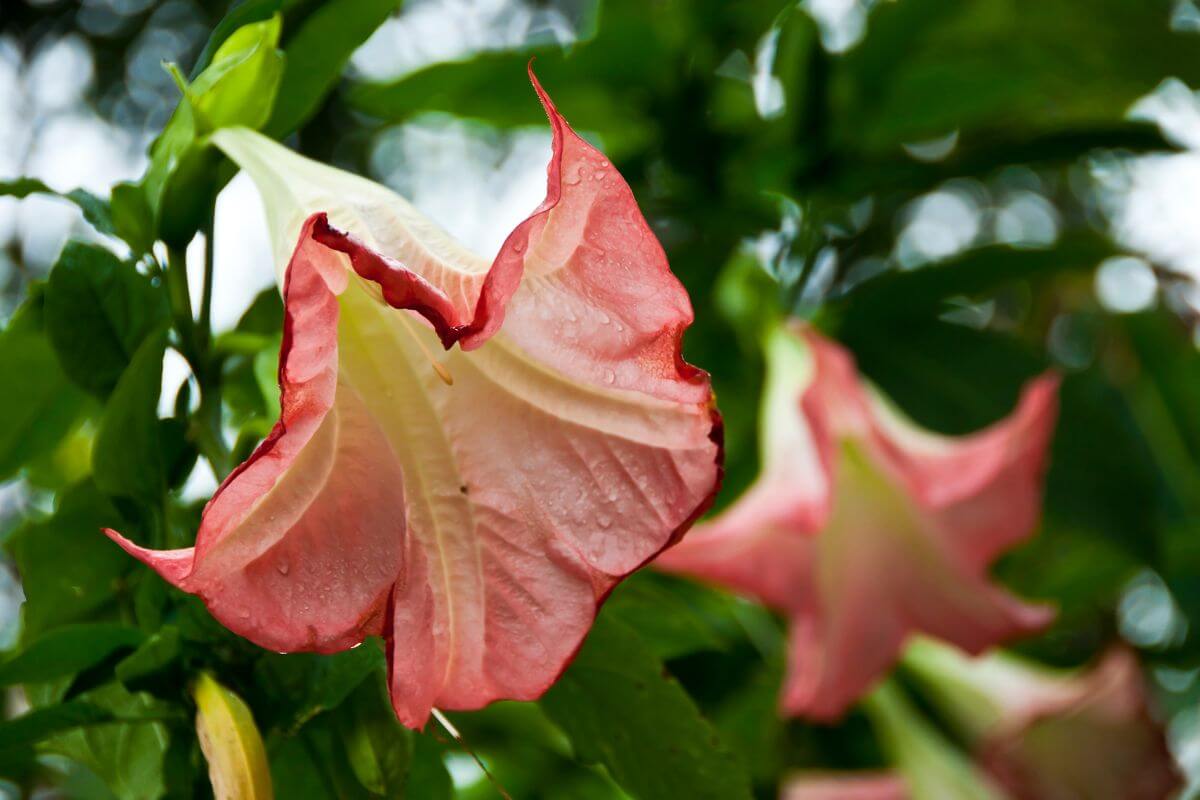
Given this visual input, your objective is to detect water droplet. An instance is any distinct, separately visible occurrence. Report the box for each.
[239,609,250,619]
[513,240,526,253]
[350,642,363,649]
[598,514,613,529]
[598,310,610,325]
[276,562,290,576]
[603,368,616,384]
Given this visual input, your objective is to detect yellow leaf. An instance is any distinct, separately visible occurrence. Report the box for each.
[192,672,274,800]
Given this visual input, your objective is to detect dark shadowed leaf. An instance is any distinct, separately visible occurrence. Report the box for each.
[254,643,386,734]
[331,671,412,797]
[266,0,401,137]
[833,0,1200,153]
[540,614,753,800]
[92,330,168,503]
[0,292,91,481]
[7,481,132,637]
[0,624,143,688]
[45,242,169,397]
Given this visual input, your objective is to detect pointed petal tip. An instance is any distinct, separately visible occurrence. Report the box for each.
[102,528,195,588]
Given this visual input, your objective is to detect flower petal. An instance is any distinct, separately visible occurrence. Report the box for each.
[657,325,1055,721]
[108,71,722,728]
[781,772,908,800]
[905,640,1182,800]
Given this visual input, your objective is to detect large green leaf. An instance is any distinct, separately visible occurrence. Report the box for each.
[604,572,733,660]
[44,243,169,397]
[347,0,694,159]
[540,614,753,800]
[330,672,412,797]
[833,0,1199,153]
[0,178,114,237]
[266,0,401,136]
[92,330,168,504]
[253,643,385,734]
[41,683,174,800]
[0,699,121,750]
[0,293,91,482]
[0,624,143,688]
[833,233,1115,325]
[7,481,132,638]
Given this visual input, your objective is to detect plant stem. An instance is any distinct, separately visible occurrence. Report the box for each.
[199,211,215,358]
[165,244,231,479]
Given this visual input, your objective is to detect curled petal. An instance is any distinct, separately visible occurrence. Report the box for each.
[107,70,722,727]
[657,325,1056,721]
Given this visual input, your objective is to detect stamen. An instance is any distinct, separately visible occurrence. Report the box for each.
[396,311,454,386]
[432,708,511,800]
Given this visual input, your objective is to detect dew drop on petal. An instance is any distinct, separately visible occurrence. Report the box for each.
[276,562,290,576]
[602,368,616,384]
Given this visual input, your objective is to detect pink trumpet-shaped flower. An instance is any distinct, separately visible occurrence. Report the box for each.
[104,70,722,728]
[656,323,1058,720]
[903,638,1182,800]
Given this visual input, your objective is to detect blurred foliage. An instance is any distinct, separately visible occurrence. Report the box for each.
[3,0,1200,797]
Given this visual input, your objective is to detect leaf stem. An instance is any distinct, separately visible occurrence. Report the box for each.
[165,244,231,479]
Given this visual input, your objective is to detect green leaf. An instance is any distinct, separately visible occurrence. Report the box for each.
[0,624,143,688]
[41,683,173,800]
[92,331,168,503]
[6,481,133,637]
[115,627,183,690]
[44,242,169,397]
[833,233,1115,325]
[0,699,120,749]
[109,182,156,257]
[604,573,731,660]
[405,735,453,800]
[331,672,412,797]
[346,0,677,159]
[833,0,1200,153]
[0,177,114,237]
[141,16,284,246]
[266,0,401,136]
[0,293,91,482]
[254,643,385,733]
[540,614,753,800]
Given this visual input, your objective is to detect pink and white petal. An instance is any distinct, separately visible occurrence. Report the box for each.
[107,223,404,654]
[801,329,1059,560]
[781,447,1053,720]
[980,650,1182,800]
[214,69,710,410]
[656,507,816,614]
[781,772,909,800]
